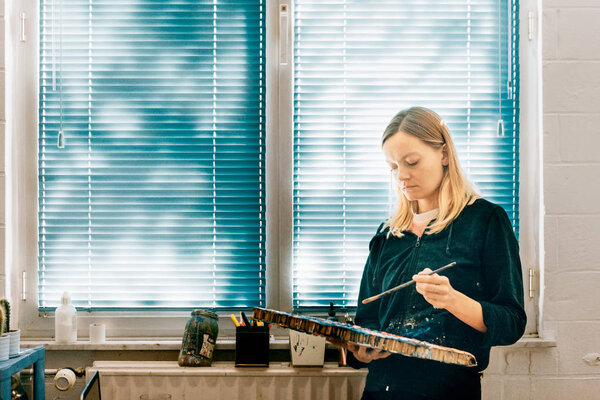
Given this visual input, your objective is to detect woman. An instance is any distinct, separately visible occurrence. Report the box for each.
[346,107,526,400]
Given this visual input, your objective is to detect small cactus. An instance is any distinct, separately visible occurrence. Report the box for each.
[0,299,10,334]
[0,302,6,336]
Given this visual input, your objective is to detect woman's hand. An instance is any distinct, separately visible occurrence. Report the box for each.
[414,268,488,333]
[413,268,457,310]
[327,338,390,363]
[347,343,391,363]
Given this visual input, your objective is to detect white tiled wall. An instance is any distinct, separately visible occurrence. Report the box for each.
[542,0,600,390]
[0,0,6,298]
[481,1,600,399]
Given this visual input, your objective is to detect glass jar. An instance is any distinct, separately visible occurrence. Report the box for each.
[178,310,219,367]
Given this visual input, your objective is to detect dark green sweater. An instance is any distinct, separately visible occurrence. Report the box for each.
[350,198,526,397]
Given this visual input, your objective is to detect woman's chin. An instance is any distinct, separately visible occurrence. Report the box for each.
[402,192,418,201]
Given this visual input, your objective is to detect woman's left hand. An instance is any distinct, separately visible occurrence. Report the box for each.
[413,268,457,310]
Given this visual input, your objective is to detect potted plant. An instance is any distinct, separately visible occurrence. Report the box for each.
[0,299,20,357]
[0,301,9,360]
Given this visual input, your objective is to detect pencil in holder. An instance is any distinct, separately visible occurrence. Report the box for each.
[235,325,270,367]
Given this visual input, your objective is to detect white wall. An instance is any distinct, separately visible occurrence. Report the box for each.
[0,0,6,299]
[540,0,600,395]
[481,1,600,399]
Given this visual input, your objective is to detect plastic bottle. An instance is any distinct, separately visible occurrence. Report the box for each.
[55,292,77,343]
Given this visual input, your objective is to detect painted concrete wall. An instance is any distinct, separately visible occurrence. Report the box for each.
[3,0,600,399]
[0,0,6,299]
[481,1,600,399]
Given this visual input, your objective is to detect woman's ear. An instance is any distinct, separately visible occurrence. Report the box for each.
[441,144,449,166]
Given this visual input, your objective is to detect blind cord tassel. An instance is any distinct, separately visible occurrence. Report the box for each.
[497,119,504,137]
[57,130,65,149]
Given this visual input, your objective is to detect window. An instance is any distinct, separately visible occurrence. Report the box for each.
[38,0,266,310]
[25,0,521,321]
[293,0,520,309]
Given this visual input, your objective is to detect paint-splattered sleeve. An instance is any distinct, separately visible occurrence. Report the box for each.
[354,224,385,331]
[348,224,385,369]
[479,207,527,347]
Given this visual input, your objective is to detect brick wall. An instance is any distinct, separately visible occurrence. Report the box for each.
[539,0,600,396]
[481,1,600,398]
[0,0,5,298]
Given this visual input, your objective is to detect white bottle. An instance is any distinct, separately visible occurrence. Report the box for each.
[55,292,77,343]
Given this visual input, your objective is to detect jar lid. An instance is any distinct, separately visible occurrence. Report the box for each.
[191,309,218,319]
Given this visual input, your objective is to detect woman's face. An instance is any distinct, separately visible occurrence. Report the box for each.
[382,130,448,212]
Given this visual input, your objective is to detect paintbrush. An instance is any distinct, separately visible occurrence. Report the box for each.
[361,261,457,304]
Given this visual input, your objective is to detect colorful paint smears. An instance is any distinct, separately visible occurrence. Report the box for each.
[253,307,477,367]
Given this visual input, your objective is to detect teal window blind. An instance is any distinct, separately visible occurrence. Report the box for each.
[39,0,265,310]
[293,0,519,309]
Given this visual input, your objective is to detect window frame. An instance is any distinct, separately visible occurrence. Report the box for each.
[6,0,540,339]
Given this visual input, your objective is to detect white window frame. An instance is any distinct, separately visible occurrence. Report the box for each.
[517,0,544,336]
[5,0,541,339]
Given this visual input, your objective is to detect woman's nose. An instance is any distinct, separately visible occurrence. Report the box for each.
[394,168,410,182]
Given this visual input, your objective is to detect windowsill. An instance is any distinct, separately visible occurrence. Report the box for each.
[508,335,557,348]
[20,336,292,351]
[20,334,556,351]
[89,361,369,376]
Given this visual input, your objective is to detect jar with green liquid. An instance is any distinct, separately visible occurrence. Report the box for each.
[178,310,219,367]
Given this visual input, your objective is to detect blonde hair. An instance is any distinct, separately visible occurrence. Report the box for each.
[381,107,479,237]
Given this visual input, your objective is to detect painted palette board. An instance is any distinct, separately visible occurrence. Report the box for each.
[253,307,477,367]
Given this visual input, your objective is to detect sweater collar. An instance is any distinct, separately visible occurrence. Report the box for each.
[412,208,439,224]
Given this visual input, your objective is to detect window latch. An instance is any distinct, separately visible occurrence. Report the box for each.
[279,4,289,65]
[20,12,27,42]
[528,268,535,299]
[22,271,27,301]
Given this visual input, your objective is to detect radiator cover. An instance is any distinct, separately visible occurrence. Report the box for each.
[87,361,368,400]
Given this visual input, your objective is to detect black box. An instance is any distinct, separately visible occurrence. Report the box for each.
[235,325,270,367]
